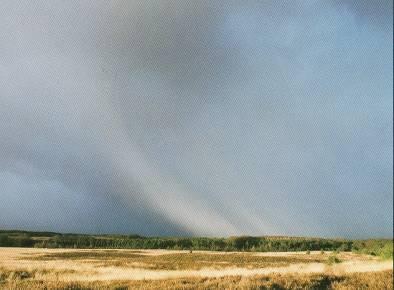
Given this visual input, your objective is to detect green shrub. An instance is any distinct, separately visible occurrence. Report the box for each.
[327,255,341,265]
[379,242,393,260]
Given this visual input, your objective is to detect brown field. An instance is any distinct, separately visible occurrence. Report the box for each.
[0,247,392,289]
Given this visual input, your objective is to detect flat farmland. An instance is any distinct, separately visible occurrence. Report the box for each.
[0,248,392,289]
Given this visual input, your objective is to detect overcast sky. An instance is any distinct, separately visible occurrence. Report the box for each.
[0,1,392,237]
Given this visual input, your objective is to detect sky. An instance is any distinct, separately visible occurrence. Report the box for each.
[0,0,392,238]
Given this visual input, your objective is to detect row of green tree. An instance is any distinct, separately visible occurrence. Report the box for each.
[0,231,391,259]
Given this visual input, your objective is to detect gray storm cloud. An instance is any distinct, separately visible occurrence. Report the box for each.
[0,1,392,237]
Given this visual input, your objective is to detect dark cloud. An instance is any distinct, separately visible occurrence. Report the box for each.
[330,0,393,28]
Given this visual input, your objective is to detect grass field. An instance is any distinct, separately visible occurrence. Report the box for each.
[0,247,392,289]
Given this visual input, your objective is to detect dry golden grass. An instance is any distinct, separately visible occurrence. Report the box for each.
[0,248,392,289]
[1,270,392,289]
[28,250,326,270]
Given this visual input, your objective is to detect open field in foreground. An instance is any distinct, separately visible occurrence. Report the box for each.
[0,248,392,289]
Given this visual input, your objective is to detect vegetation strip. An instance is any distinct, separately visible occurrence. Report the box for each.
[0,230,392,260]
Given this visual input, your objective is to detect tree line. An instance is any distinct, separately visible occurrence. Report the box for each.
[0,230,391,259]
